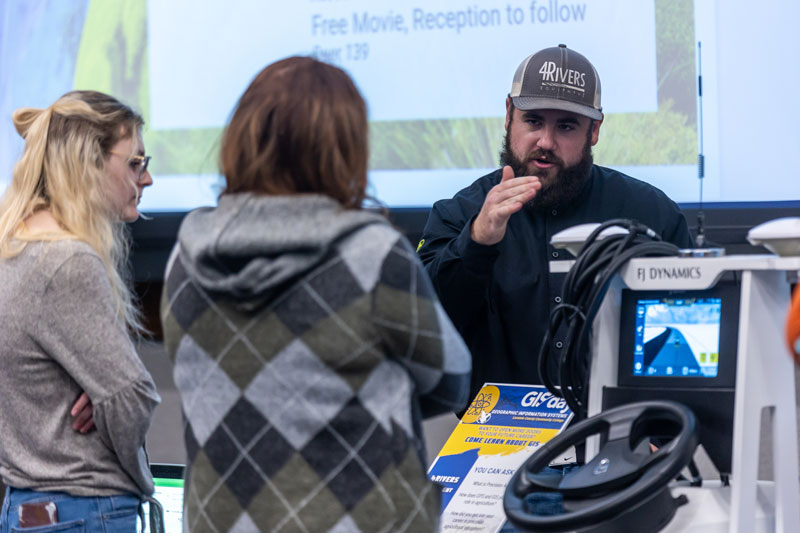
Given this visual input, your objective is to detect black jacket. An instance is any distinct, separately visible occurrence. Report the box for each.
[418,165,693,403]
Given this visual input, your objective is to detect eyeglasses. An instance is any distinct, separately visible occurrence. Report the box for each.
[109,151,151,180]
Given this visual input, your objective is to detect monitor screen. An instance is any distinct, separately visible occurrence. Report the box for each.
[632,296,721,378]
[617,281,739,389]
[145,465,184,533]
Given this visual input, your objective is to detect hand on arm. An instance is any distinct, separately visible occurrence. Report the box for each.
[71,392,95,434]
[470,166,540,245]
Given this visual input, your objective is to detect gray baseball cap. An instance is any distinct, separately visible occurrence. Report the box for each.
[509,44,603,120]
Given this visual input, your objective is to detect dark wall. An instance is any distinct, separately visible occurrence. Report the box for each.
[132,203,800,338]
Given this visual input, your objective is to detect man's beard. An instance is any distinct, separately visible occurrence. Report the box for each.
[499,128,594,211]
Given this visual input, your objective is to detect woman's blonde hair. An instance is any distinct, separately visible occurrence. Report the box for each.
[0,90,145,332]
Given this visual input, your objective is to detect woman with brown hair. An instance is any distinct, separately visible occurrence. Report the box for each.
[0,91,161,531]
[161,56,471,532]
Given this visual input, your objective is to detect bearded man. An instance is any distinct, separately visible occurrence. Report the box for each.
[417,45,692,406]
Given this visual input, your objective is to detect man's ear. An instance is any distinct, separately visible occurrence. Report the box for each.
[590,115,604,146]
[505,97,513,130]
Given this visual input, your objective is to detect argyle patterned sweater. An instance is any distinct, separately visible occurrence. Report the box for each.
[161,194,471,532]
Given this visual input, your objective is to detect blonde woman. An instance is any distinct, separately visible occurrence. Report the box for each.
[0,91,161,532]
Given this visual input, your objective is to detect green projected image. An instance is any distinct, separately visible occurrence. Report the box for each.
[2,0,700,209]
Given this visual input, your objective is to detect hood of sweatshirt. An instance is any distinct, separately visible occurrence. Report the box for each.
[176,193,388,302]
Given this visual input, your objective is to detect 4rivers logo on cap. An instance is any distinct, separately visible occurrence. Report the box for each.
[509,44,603,120]
[538,60,586,91]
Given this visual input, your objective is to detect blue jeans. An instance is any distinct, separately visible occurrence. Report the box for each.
[0,486,139,532]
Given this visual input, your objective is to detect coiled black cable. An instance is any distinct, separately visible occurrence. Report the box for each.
[538,219,682,419]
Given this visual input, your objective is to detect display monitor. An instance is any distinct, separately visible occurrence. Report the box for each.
[618,281,739,389]
[632,295,721,378]
[146,464,184,533]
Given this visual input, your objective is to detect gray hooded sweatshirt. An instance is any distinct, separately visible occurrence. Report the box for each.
[176,193,389,303]
[161,193,471,532]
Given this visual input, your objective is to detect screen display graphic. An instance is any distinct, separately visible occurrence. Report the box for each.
[632,297,721,378]
[143,477,184,533]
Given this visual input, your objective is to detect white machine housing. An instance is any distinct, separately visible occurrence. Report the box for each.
[551,254,800,532]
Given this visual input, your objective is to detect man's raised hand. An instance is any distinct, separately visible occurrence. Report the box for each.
[470,166,540,245]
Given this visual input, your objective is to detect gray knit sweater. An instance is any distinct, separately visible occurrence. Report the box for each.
[161,193,471,532]
[0,240,160,496]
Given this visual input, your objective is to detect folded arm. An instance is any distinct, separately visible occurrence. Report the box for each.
[35,251,160,495]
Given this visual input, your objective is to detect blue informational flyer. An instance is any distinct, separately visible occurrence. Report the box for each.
[428,383,573,532]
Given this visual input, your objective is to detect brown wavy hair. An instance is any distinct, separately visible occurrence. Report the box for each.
[220,57,368,208]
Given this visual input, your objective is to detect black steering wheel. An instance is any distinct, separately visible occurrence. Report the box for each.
[503,401,698,532]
